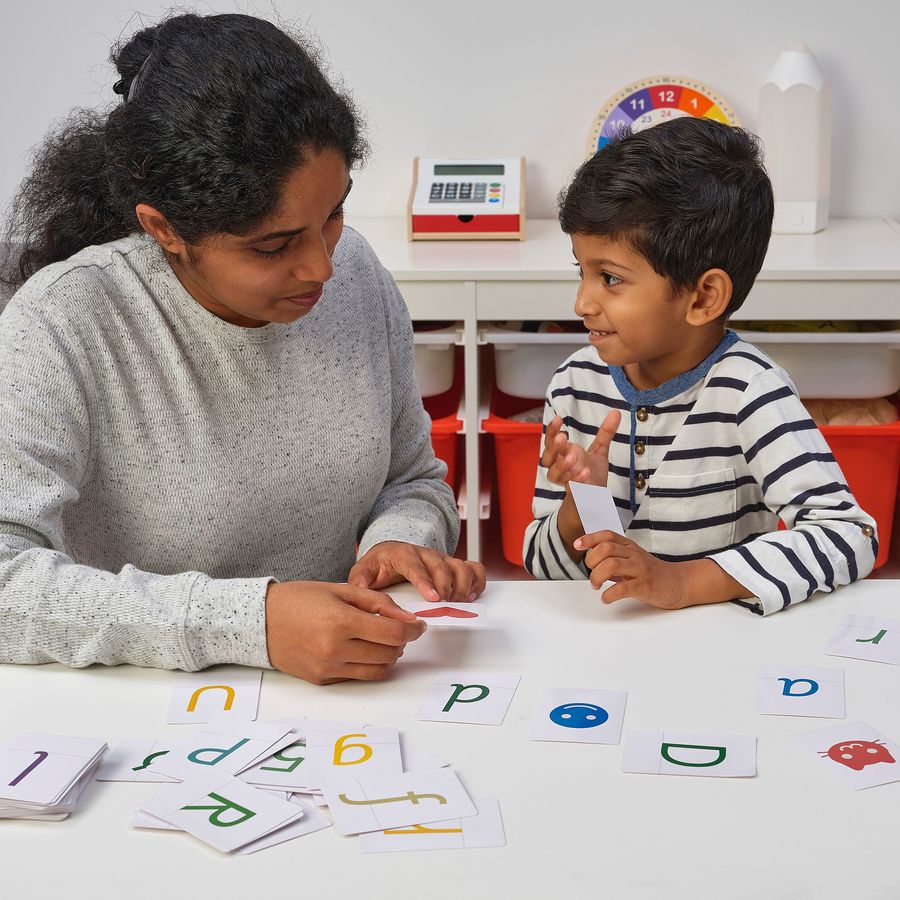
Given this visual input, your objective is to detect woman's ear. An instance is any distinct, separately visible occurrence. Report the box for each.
[686,268,733,325]
[135,203,187,256]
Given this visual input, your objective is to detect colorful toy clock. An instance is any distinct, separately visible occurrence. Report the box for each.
[586,76,740,157]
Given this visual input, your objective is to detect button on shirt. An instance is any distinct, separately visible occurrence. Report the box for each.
[523,332,878,615]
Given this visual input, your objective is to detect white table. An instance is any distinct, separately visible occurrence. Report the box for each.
[352,218,900,561]
[3,579,899,900]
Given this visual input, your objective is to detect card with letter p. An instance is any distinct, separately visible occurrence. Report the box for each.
[415,672,521,725]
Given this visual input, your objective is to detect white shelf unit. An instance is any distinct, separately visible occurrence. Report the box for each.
[354,217,900,561]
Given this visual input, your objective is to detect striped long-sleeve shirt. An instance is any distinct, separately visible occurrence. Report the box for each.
[523,330,878,614]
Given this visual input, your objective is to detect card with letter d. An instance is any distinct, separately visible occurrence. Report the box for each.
[415,671,521,725]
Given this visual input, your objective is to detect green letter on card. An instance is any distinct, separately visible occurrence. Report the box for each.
[856,629,887,645]
[187,738,250,767]
[182,792,256,827]
[660,743,727,768]
[132,750,169,772]
[443,683,490,712]
[259,742,306,773]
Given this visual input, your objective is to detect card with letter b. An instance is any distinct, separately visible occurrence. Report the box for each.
[622,730,757,778]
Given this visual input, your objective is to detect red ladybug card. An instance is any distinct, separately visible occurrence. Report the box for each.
[401,601,488,629]
[790,722,900,790]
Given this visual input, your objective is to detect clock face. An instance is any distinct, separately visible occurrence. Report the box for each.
[586,76,740,157]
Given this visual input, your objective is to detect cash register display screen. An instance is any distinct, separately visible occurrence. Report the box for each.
[433,164,505,176]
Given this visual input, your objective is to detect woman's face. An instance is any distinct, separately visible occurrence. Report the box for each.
[161,147,352,328]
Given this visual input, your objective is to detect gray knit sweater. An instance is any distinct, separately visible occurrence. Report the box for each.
[0,227,458,671]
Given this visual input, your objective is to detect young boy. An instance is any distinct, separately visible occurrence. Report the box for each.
[524,117,877,614]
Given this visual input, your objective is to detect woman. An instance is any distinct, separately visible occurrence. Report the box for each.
[0,12,484,684]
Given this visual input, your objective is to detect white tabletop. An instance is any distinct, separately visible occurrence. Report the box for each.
[352,217,900,282]
[3,579,899,899]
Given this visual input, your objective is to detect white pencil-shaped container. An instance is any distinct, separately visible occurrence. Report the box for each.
[758,43,831,234]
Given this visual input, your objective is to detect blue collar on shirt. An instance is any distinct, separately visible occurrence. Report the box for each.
[608,329,740,511]
[608,329,740,406]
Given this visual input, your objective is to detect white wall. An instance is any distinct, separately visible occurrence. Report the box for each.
[1,0,898,224]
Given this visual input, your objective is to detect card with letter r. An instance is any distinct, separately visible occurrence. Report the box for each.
[790,721,900,790]
[757,665,845,718]
[167,666,262,724]
[415,672,521,725]
[530,689,628,744]
[140,771,303,853]
[823,615,900,665]
[622,730,757,778]
[321,768,477,835]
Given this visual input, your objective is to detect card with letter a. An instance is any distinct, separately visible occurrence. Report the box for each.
[321,769,477,835]
[823,616,900,665]
[359,798,505,853]
[757,665,845,718]
[621,730,757,778]
[167,666,262,724]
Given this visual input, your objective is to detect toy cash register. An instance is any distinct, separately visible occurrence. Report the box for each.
[408,157,525,241]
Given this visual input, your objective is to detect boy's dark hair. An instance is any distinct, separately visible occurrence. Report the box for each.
[1,13,368,290]
[559,117,774,317]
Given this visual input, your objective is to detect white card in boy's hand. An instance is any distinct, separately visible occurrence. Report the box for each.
[569,481,624,536]
[400,600,488,628]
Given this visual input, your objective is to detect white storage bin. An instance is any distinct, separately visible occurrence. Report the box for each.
[413,324,460,397]
[734,327,900,399]
[484,325,589,399]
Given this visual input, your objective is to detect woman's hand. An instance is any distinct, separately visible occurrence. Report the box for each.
[265,581,427,684]
[348,541,487,603]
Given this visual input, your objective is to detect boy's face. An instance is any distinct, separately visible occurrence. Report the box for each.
[571,232,699,372]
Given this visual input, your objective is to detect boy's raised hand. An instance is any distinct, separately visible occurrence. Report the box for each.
[541,410,622,488]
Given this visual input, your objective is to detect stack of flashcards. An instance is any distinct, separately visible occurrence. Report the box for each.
[0,733,107,820]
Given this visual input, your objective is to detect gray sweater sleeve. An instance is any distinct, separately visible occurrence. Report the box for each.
[356,264,460,557]
[0,301,272,670]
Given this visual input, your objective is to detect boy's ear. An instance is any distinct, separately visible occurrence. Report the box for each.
[685,268,733,325]
[135,203,188,256]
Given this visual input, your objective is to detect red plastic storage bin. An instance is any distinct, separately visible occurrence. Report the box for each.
[484,389,900,571]
[422,373,463,489]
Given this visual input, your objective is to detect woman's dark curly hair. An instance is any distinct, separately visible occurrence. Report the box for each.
[0,12,368,290]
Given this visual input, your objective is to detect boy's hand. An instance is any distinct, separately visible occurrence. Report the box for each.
[575,530,688,609]
[575,531,756,609]
[541,411,622,488]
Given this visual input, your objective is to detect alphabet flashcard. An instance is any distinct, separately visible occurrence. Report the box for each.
[790,721,900,790]
[529,689,628,744]
[150,720,293,781]
[359,797,505,853]
[139,771,304,853]
[320,768,477,835]
[621,730,757,777]
[238,738,311,791]
[167,666,262,724]
[824,615,900,665]
[301,726,403,788]
[415,672,521,725]
[96,738,178,783]
[757,666,845,718]
[0,733,108,817]
[401,600,489,628]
